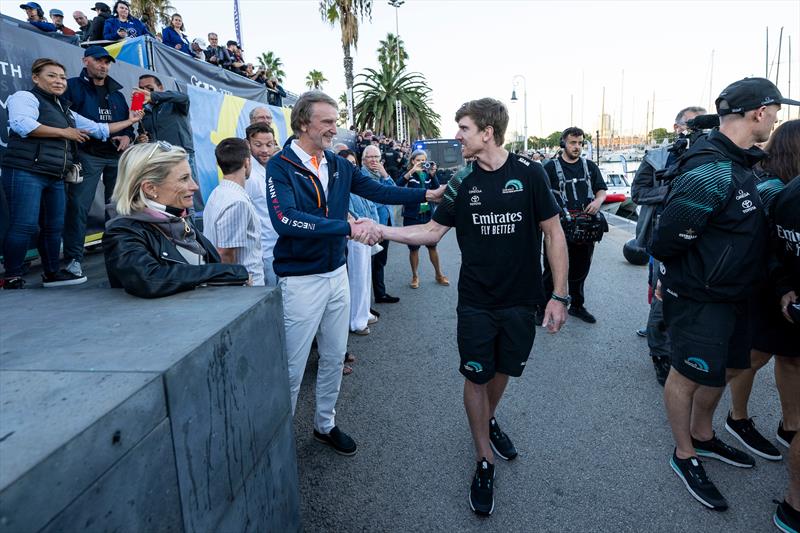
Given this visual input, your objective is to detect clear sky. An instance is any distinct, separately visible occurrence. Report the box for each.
[5,0,799,138]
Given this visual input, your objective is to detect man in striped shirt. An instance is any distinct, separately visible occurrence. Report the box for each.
[203,138,264,286]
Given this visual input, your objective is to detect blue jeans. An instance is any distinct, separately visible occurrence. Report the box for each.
[1,167,65,276]
[63,152,118,262]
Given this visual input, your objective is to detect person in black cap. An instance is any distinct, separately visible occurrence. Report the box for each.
[19,2,56,32]
[88,2,112,41]
[62,45,136,282]
[651,77,800,512]
[226,40,246,75]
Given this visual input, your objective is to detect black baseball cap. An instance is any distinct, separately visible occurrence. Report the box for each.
[715,77,800,116]
[91,2,111,11]
[84,45,115,62]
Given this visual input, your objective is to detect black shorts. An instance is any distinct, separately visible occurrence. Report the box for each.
[456,304,537,384]
[750,289,800,358]
[662,290,750,387]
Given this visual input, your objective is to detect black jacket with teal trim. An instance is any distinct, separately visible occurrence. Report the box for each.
[266,146,426,277]
[650,130,768,302]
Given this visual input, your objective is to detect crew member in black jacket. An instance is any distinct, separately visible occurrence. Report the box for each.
[651,77,800,512]
[63,45,136,282]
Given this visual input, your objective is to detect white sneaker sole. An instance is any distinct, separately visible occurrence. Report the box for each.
[724,422,782,461]
[776,433,793,449]
[694,448,754,468]
[774,511,796,533]
[670,458,725,510]
[490,439,517,461]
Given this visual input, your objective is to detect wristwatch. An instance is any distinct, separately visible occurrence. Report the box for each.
[551,293,571,306]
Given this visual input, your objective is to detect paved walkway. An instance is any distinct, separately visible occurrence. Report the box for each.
[294,222,788,532]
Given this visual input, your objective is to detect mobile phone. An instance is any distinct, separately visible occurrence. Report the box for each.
[131,91,145,111]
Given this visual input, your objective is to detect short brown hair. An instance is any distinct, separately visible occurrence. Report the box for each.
[290,90,337,135]
[761,119,800,184]
[245,122,274,140]
[31,58,66,76]
[455,98,509,146]
[215,138,250,175]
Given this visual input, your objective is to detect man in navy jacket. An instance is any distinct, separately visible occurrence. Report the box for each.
[267,91,443,456]
[63,45,135,281]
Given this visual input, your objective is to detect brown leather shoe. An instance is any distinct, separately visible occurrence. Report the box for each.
[435,275,450,286]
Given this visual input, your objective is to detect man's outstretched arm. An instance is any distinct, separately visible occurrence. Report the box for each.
[380,219,450,247]
[540,214,569,333]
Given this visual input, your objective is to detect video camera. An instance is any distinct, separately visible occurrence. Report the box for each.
[668,114,720,158]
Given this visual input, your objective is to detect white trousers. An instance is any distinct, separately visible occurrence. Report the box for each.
[346,240,372,331]
[263,256,278,288]
[280,266,350,433]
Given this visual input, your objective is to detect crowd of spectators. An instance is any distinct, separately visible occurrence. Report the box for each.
[14,1,291,93]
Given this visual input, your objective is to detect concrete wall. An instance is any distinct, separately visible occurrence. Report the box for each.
[0,287,299,532]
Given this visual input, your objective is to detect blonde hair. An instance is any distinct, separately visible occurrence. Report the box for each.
[112,143,188,215]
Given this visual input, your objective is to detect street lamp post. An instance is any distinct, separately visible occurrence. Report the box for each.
[510,74,528,152]
[388,0,406,141]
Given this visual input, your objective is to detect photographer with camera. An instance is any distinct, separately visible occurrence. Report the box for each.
[651,77,800,512]
[399,150,449,289]
[631,106,706,385]
[541,127,607,324]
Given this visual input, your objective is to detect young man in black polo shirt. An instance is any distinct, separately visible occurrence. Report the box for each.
[541,128,607,323]
[375,98,569,516]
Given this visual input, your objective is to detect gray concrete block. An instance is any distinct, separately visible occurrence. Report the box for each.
[0,371,165,533]
[40,419,183,533]
[215,416,300,533]
[0,288,268,373]
[164,289,295,532]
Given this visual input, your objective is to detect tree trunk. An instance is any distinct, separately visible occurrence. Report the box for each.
[343,47,354,127]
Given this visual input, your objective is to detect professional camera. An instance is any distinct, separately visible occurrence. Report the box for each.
[668,114,720,158]
[422,161,436,170]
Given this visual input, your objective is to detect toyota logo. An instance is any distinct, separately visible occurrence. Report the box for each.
[742,200,753,208]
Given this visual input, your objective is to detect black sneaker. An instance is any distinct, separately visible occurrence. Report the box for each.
[777,421,796,449]
[692,433,755,468]
[1,276,26,289]
[568,305,597,324]
[42,269,87,287]
[489,417,518,461]
[774,499,800,533]
[670,451,728,511]
[375,295,400,304]
[725,413,782,461]
[652,356,670,387]
[313,426,357,456]
[469,458,495,516]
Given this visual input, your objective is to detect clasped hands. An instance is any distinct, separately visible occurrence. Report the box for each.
[349,218,383,246]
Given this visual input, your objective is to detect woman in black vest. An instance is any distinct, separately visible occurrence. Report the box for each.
[2,58,141,289]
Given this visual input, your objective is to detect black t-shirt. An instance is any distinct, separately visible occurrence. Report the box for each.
[433,154,561,308]
[543,156,607,210]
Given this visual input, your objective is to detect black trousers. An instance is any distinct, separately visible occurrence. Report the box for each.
[372,232,390,298]
[542,241,595,308]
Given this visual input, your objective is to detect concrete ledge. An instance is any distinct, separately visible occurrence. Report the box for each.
[0,287,299,532]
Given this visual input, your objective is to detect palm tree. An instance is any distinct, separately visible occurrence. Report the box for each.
[130,0,175,34]
[257,51,286,81]
[354,65,440,140]
[377,33,408,73]
[319,0,372,125]
[305,70,328,90]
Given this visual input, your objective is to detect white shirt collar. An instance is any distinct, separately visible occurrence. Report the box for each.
[291,140,327,168]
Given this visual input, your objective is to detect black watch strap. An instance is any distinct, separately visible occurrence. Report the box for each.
[551,293,571,305]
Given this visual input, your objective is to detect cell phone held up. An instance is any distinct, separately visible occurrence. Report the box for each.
[131,91,145,111]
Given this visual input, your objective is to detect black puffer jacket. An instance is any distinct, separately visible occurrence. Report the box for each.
[103,216,249,298]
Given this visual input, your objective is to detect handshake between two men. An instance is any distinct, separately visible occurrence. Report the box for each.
[349,184,448,246]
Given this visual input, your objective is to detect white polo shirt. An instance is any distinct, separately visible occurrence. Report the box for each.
[291,140,329,195]
[203,179,265,286]
[244,155,279,262]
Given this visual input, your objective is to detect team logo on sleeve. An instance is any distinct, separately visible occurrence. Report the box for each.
[502,179,524,194]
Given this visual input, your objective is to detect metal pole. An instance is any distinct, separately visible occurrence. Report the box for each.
[766,27,769,78]
[523,78,528,152]
[776,27,784,86]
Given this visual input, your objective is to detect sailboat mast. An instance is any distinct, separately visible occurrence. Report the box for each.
[776,27,784,86]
